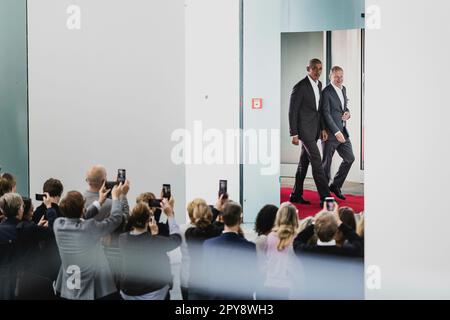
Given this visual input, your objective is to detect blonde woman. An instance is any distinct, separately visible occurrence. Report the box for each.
[185,201,222,300]
[179,198,207,300]
[262,202,299,299]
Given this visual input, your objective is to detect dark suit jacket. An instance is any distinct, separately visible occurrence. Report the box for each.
[32,202,61,224]
[320,84,350,139]
[288,76,325,141]
[203,232,256,300]
[293,223,363,257]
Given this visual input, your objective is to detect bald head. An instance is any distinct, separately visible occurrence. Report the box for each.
[86,165,107,191]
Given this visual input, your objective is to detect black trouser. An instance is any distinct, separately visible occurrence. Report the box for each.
[181,286,189,300]
[292,139,330,200]
[322,137,355,189]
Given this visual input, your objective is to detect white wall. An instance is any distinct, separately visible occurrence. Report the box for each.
[365,0,450,299]
[28,0,186,214]
[243,0,281,223]
[184,0,241,213]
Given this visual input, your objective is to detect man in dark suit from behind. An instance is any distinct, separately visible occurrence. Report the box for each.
[320,66,355,200]
[288,58,331,205]
[203,201,256,300]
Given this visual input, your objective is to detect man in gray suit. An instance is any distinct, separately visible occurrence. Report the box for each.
[53,181,129,300]
[320,66,355,200]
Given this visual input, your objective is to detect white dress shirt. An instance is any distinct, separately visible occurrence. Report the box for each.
[331,83,345,110]
[331,83,346,135]
[292,76,321,138]
[308,75,321,110]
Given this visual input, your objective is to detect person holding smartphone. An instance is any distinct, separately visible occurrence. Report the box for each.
[118,197,181,300]
[293,202,363,257]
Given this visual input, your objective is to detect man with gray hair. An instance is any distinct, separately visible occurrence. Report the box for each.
[320,66,355,200]
[83,165,130,287]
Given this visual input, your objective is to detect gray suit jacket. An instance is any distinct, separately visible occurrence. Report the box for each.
[320,84,350,139]
[53,200,123,300]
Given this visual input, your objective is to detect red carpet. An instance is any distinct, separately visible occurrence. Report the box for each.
[280,188,364,219]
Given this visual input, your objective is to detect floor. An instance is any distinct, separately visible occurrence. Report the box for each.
[281,177,364,196]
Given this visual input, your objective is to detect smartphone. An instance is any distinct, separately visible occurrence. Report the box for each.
[104,181,116,198]
[148,199,162,208]
[105,181,117,190]
[325,197,336,211]
[162,184,171,199]
[35,193,47,201]
[219,180,228,198]
[117,169,126,184]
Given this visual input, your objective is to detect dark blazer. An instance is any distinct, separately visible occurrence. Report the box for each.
[185,224,222,290]
[203,232,257,300]
[288,76,324,141]
[293,223,363,257]
[118,231,181,296]
[32,202,61,224]
[320,84,350,138]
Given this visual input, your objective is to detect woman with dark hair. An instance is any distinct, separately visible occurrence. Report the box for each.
[16,195,57,299]
[0,193,55,299]
[118,198,181,300]
[253,204,278,299]
[335,207,356,248]
[0,193,25,299]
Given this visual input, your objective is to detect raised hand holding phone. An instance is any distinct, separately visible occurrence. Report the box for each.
[215,193,228,212]
[161,197,174,217]
[43,192,52,209]
[111,182,123,200]
[98,182,110,206]
[149,216,159,235]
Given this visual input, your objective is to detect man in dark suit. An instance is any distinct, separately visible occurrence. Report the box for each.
[288,58,331,205]
[203,201,256,300]
[320,66,355,200]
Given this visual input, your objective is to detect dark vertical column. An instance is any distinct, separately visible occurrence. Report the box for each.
[326,30,332,85]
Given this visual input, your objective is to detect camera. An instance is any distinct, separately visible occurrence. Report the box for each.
[35,193,47,201]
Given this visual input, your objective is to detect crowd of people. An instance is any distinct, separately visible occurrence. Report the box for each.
[0,167,364,300]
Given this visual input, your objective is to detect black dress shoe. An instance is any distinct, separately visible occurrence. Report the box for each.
[289,194,311,205]
[329,184,346,200]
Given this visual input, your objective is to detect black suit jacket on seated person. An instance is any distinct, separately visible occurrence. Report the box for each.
[288,76,325,142]
[293,223,364,257]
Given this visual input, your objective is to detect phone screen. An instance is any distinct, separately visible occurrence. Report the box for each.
[117,169,126,184]
[325,197,336,211]
[219,180,227,197]
[162,184,171,199]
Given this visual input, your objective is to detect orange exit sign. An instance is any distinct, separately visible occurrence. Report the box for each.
[252,98,263,109]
